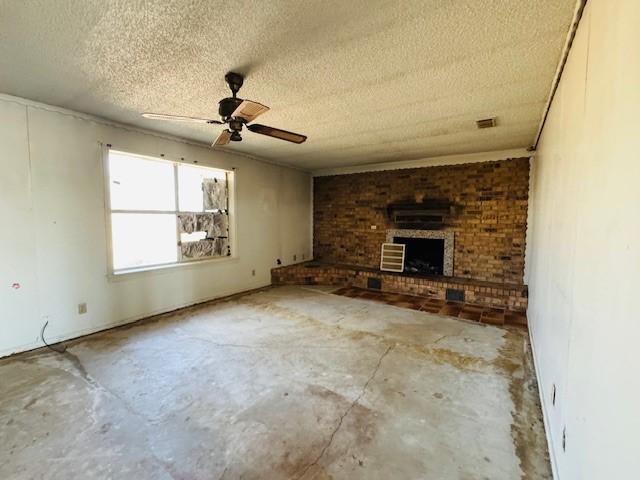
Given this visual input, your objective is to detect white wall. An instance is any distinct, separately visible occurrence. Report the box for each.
[527,0,640,478]
[0,95,311,357]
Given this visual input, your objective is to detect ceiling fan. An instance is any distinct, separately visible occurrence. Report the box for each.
[142,72,307,147]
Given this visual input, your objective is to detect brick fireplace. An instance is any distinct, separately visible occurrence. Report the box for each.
[312,157,529,284]
[273,157,531,313]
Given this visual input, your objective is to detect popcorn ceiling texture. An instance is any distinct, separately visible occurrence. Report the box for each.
[0,0,576,170]
[313,158,530,285]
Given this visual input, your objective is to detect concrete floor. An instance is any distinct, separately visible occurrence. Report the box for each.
[0,286,551,480]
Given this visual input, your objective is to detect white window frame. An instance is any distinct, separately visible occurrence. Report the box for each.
[102,147,236,276]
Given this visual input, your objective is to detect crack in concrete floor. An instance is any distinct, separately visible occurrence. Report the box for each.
[295,344,395,480]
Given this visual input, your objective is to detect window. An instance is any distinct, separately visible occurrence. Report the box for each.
[106,150,231,273]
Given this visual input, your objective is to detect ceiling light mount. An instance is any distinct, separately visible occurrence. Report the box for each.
[224,71,244,98]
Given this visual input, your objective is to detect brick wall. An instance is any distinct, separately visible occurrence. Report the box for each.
[313,158,530,284]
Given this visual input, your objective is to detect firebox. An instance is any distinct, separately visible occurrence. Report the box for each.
[393,237,445,275]
[385,229,454,276]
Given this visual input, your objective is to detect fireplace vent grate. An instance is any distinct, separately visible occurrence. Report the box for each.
[367,277,382,290]
[446,288,465,303]
[380,243,405,272]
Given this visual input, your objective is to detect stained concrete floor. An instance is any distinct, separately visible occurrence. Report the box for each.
[0,286,551,480]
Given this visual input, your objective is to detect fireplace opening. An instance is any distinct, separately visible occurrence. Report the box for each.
[393,237,445,276]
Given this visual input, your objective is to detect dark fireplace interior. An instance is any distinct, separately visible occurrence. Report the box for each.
[393,237,445,276]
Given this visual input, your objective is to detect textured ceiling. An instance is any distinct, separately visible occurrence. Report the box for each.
[0,0,576,170]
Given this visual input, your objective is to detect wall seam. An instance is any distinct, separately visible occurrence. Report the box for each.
[24,105,44,347]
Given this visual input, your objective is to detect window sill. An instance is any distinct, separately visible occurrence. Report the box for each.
[108,255,239,281]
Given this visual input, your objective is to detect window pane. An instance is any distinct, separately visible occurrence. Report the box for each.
[178,164,226,212]
[109,152,175,211]
[111,213,177,270]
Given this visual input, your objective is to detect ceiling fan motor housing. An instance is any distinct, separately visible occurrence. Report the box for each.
[218,97,243,119]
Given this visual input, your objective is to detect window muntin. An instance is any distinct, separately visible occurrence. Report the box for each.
[107,150,230,273]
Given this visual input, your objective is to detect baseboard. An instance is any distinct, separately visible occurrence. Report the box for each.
[0,281,271,359]
[528,319,560,479]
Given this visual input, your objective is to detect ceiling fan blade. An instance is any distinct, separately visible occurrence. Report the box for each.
[142,113,222,124]
[246,124,307,144]
[213,129,232,146]
[231,100,270,122]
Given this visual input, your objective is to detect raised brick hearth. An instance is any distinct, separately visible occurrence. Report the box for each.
[272,261,528,312]
[332,287,527,327]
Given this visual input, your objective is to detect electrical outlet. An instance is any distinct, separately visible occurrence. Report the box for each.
[293,254,297,261]
[78,303,87,315]
[251,269,256,276]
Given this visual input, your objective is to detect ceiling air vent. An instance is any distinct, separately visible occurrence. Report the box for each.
[476,117,497,129]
